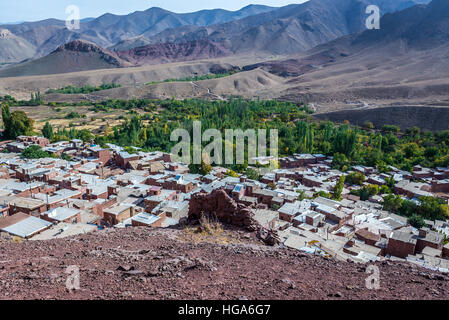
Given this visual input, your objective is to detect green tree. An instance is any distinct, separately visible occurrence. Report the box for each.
[42,122,54,140]
[383,194,403,213]
[2,104,34,139]
[21,145,51,159]
[1,102,11,137]
[408,214,425,229]
[333,175,345,200]
[332,153,349,171]
[246,168,260,181]
[346,171,366,185]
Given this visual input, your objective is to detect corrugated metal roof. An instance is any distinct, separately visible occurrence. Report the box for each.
[2,216,52,238]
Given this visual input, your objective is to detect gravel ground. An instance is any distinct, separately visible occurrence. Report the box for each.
[0,227,448,300]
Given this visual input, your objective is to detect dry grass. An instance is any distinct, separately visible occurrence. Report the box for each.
[179,213,242,245]
[9,105,145,133]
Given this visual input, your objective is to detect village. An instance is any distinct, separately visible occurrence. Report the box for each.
[0,135,449,274]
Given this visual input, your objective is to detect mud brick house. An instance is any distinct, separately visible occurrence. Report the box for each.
[443,244,449,258]
[41,207,82,223]
[202,174,218,184]
[239,195,258,207]
[394,180,433,198]
[280,154,316,169]
[386,231,418,258]
[152,200,188,220]
[352,166,375,175]
[162,174,200,193]
[252,188,277,207]
[355,228,381,246]
[231,184,245,200]
[34,189,83,209]
[278,201,308,222]
[271,196,284,209]
[301,210,325,228]
[92,197,117,218]
[311,202,350,225]
[302,175,323,188]
[15,164,53,182]
[367,176,386,186]
[0,212,52,239]
[145,173,172,187]
[17,136,50,148]
[253,209,278,230]
[0,140,13,152]
[148,186,162,196]
[415,229,444,253]
[435,167,449,179]
[432,179,449,193]
[260,173,276,184]
[115,152,139,169]
[0,181,45,197]
[8,197,47,217]
[60,176,82,190]
[85,180,115,200]
[144,189,178,212]
[42,145,65,157]
[6,142,26,153]
[147,161,165,174]
[88,146,111,165]
[131,212,165,227]
[103,204,135,226]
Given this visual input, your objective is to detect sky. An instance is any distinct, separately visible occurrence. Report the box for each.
[0,0,307,23]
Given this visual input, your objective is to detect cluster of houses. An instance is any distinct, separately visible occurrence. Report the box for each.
[0,136,448,272]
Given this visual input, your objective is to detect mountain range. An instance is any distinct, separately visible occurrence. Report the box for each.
[1,0,448,113]
[0,0,431,65]
[0,4,276,63]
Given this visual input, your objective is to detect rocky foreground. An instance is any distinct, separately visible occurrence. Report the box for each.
[0,227,448,300]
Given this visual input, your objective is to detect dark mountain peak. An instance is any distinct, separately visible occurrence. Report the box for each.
[145,6,170,12]
[240,4,275,10]
[53,40,119,57]
[118,39,232,65]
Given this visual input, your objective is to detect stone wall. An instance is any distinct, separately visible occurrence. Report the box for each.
[188,188,279,245]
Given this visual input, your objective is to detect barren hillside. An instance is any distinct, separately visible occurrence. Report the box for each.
[0,227,448,300]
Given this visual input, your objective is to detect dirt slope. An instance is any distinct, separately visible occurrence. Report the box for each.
[0,40,131,78]
[0,227,448,300]
[0,29,36,63]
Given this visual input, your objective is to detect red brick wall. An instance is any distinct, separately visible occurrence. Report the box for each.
[386,238,416,258]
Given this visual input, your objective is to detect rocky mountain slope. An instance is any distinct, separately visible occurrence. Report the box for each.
[0,0,430,64]
[0,40,131,77]
[117,40,233,65]
[144,0,431,55]
[0,5,276,62]
[235,0,449,108]
[0,29,36,63]
[0,226,448,300]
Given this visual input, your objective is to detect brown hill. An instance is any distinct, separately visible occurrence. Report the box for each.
[0,40,131,77]
[117,40,233,65]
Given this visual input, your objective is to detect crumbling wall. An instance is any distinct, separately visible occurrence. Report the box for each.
[188,188,279,245]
